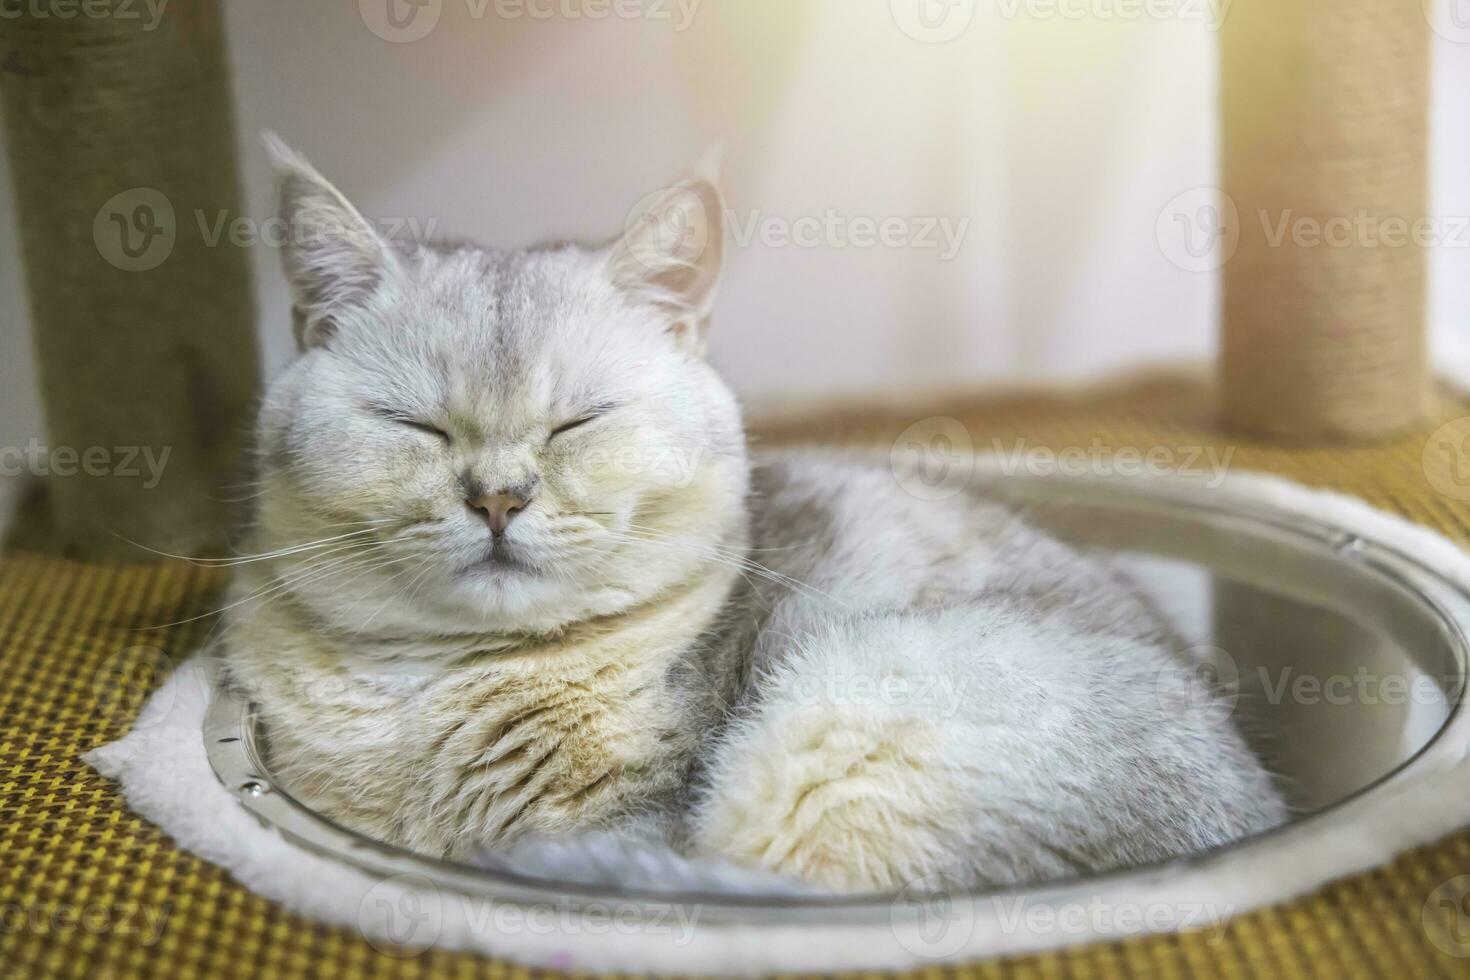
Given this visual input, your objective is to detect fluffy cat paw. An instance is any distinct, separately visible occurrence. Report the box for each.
[692,707,966,893]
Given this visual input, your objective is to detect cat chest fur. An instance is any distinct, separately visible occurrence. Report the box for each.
[228,571,736,859]
[410,651,686,855]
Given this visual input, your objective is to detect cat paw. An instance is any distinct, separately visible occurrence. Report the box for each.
[691,707,965,893]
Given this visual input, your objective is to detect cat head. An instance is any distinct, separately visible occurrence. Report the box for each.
[250,137,747,638]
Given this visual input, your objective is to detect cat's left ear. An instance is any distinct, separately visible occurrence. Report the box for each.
[606,147,726,355]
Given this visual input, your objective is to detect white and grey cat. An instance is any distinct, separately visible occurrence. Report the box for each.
[222,139,1286,894]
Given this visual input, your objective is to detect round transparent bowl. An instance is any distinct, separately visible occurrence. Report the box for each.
[204,472,1470,951]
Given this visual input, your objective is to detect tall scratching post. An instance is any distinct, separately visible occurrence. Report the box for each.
[2,0,259,558]
[1220,0,1432,441]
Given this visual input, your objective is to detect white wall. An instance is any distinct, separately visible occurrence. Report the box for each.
[2,0,1467,492]
[222,0,1224,396]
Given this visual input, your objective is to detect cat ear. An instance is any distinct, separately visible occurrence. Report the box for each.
[607,147,726,355]
[264,133,397,351]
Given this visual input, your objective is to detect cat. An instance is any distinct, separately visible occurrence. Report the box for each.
[220,137,1287,894]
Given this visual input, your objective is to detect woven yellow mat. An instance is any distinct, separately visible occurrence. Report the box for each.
[3,377,1469,978]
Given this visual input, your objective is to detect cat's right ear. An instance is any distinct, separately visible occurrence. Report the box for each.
[606,147,726,356]
[264,133,397,351]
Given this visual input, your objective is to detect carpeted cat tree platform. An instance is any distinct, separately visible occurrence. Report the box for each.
[5,381,1470,978]
[4,0,1468,975]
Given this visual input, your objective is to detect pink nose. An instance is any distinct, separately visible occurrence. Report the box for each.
[468,492,528,535]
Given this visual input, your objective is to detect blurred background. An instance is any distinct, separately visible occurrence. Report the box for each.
[3,0,1469,522]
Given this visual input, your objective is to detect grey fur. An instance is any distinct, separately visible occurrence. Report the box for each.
[220,141,1286,893]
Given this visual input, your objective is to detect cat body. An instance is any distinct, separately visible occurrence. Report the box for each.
[222,140,1285,893]
[690,456,1287,889]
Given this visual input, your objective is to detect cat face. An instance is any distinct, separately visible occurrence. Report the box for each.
[252,139,747,637]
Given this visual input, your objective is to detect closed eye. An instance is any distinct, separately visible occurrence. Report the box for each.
[549,415,599,439]
[368,405,451,443]
[550,404,616,440]
[398,418,452,442]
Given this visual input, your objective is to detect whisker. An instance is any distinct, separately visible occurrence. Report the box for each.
[604,525,851,611]
[359,555,438,632]
[137,543,390,629]
[116,522,394,567]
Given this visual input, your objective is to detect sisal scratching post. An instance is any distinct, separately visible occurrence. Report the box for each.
[1220,0,1433,441]
[1,0,260,558]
